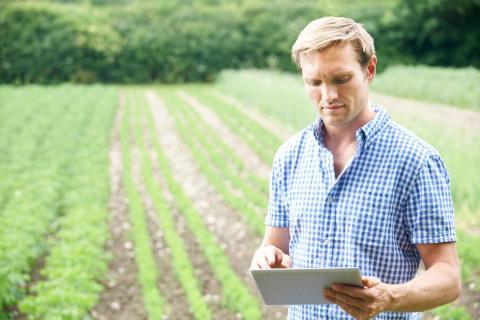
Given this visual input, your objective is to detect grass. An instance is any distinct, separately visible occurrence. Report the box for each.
[216,69,314,130]
[373,65,480,111]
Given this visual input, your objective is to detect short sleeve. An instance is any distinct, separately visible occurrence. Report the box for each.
[404,154,456,244]
[265,152,289,227]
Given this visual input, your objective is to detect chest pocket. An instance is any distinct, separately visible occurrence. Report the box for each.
[352,191,398,247]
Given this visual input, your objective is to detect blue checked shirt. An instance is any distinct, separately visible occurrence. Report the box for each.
[266,105,456,320]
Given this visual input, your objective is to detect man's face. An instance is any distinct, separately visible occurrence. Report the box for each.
[299,42,376,128]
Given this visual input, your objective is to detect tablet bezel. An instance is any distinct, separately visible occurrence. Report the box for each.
[250,267,363,305]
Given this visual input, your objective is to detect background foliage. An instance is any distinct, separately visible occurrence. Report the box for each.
[0,0,478,83]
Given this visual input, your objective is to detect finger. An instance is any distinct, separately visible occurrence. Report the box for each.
[362,276,381,288]
[257,255,272,270]
[325,290,365,309]
[328,295,363,319]
[280,253,292,268]
[331,284,368,300]
[265,248,277,266]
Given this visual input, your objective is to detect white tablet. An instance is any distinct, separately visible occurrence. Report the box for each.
[250,267,362,305]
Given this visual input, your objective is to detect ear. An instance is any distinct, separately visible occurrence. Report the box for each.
[367,55,377,82]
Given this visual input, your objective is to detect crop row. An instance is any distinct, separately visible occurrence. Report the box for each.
[170,89,268,208]
[176,90,269,198]
[142,91,263,319]
[119,92,166,319]
[0,86,107,310]
[0,87,75,215]
[131,91,213,319]
[183,86,282,163]
[18,86,117,319]
[159,89,265,236]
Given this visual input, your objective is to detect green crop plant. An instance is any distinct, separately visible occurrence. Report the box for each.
[167,90,267,210]
[432,304,471,320]
[0,86,105,310]
[141,91,263,319]
[183,86,282,163]
[19,86,116,319]
[0,86,76,215]
[157,88,265,236]
[373,66,480,112]
[129,91,213,320]
[215,70,315,130]
[117,91,166,320]
[173,89,269,197]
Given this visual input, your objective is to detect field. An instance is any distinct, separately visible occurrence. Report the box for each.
[0,68,479,319]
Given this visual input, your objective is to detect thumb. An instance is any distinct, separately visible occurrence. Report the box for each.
[280,253,292,268]
[362,276,381,288]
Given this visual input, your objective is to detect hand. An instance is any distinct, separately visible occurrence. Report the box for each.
[323,276,393,320]
[250,245,292,269]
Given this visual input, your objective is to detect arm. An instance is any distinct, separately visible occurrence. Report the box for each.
[250,226,291,269]
[324,242,461,319]
[387,242,461,311]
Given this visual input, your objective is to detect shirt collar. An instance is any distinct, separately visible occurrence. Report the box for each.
[312,104,390,150]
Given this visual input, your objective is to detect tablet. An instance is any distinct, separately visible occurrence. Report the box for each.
[250,267,362,305]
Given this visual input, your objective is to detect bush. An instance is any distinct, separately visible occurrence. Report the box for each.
[8,0,476,83]
[0,2,121,84]
[0,1,320,83]
[376,0,480,69]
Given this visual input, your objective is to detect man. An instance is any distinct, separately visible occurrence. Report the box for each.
[250,17,461,320]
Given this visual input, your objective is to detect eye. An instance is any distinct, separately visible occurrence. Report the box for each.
[334,76,350,84]
[309,80,321,86]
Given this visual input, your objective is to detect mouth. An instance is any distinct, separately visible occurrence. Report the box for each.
[321,104,344,110]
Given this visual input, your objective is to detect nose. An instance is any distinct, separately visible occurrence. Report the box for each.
[320,84,338,104]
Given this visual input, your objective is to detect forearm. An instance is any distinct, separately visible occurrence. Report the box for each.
[260,226,290,253]
[388,262,461,312]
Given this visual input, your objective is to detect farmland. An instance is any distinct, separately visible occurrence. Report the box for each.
[0,68,479,319]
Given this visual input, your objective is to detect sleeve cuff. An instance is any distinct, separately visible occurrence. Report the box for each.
[411,233,456,244]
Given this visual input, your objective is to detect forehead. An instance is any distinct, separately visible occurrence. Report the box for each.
[299,42,362,78]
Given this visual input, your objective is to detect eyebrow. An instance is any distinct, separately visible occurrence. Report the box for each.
[304,72,353,81]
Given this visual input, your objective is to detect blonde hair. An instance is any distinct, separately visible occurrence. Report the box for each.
[291,16,375,69]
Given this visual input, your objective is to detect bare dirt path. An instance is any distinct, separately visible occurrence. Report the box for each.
[90,94,147,320]
[211,90,294,141]
[177,90,272,181]
[371,92,480,131]
[146,90,287,319]
[130,136,194,320]
[136,103,236,320]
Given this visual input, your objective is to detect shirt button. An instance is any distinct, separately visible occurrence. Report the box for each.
[323,239,330,246]
[326,196,334,204]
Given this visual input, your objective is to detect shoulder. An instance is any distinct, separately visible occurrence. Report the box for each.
[378,119,450,188]
[382,119,441,163]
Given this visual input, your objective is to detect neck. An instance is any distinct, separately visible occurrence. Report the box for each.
[323,106,375,144]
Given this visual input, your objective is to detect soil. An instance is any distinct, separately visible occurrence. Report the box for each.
[177,90,271,181]
[145,90,288,319]
[91,89,479,320]
[211,90,294,141]
[371,92,480,131]
[458,281,480,320]
[90,94,147,320]
[132,106,236,319]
